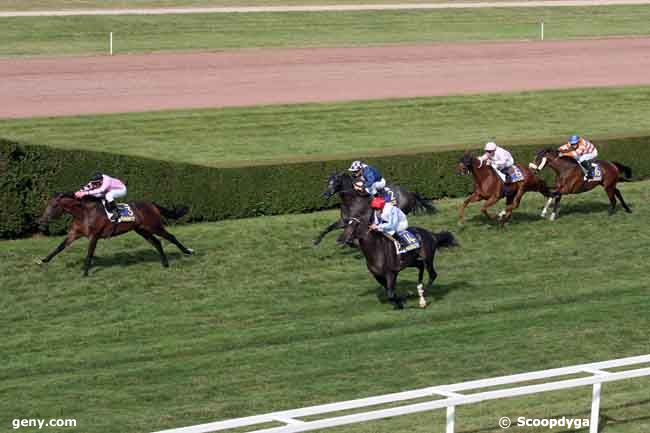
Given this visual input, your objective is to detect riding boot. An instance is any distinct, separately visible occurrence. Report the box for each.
[581,161,592,180]
[106,201,119,223]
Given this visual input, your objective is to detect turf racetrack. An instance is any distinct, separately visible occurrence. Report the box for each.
[2,181,649,433]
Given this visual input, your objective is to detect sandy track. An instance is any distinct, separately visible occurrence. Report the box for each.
[2,37,650,118]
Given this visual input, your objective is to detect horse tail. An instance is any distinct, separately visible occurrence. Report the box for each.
[612,162,632,180]
[154,203,189,219]
[433,231,458,249]
[413,192,437,214]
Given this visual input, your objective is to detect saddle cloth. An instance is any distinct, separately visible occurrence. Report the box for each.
[103,201,136,223]
[394,230,421,255]
[587,162,603,182]
[381,187,397,205]
[493,165,525,183]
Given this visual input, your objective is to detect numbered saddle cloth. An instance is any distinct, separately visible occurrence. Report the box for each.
[509,165,525,183]
[103,202,136,223]
[396,230,420,254]
[587,162,603,181]
[382,187,397,205]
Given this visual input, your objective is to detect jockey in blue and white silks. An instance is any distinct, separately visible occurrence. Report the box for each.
[348,160,386,196]
[370,196,408,236]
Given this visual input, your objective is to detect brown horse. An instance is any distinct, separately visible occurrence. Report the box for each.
[529,149,632,220]
[38,193,194,276]
[456,153,549,226]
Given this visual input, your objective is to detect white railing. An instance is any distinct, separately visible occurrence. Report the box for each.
[153,354,650,433]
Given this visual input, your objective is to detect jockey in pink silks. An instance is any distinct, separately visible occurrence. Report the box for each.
[75,172,127,222]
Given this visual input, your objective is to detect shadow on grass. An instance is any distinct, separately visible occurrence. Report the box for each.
[64,249,186,273]
[359,280,472,307]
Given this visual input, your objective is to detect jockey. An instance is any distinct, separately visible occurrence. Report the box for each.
[75,172,127,223]
[369,196,408,236]
[348,160,386,197]
[478,141,515,182]
[558,135,599,180]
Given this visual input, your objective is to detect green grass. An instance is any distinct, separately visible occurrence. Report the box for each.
[0,0,581,10]
[1,6,650,56]
[2,180,649,433]
[4,86,650,166]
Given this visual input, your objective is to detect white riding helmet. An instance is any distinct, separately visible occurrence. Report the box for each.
[484,142,497,151]
[348,160,364,172]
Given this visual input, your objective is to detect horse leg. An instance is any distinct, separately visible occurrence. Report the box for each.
[501,188,525,224]
[155,227,194,255]
[605,186,617,215]
[550,194,562,221]
[385,272,403,310]
[458,192,480,226]
[82,236,99,277]
[313,219,344,246]
[541,196,554,218]
[136,229,169,268]
[480,196,499,221]
[39,230,81,264]
[415,261,427,308]
[615,188,632,213]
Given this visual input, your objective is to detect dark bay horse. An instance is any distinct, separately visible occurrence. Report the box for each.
[314,172,435,245]
[456,153,549,226]
[38,193,194,276]
[342,215,457,309]
[529,149,632,220]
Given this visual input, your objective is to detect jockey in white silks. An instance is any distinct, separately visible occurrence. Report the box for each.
[477,141,515,182]
[75,172,127,223]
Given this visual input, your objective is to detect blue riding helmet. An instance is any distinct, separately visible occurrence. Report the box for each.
[569,135,580,145]
[348,160,364,172]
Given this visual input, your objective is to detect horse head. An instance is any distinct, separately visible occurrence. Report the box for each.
[323,171,352,199]
[456,152,475,176]
[39,192,82,230]
[529,148,558,172]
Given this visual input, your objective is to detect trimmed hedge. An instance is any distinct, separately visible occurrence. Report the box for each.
[2,136,650,238]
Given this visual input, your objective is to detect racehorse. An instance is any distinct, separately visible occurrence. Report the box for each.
[314,171,435,245]
[529,149,632,220]
[456,152,549,226]
[342,215,457,309]
[38,193,194,276]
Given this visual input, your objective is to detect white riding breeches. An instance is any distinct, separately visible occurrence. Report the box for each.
[367,178,386,196]
[91,186,127,202]
[578,151,598,163]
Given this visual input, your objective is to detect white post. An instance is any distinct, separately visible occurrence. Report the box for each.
[589,383,601,433]
[541,21,544,41]
[109,32,113,55]
[446,406,455,433]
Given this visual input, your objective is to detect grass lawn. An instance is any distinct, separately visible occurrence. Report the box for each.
[0,0,595,11]
[3,86,650,166]
[1,6,650,56]
[2,180,649,433]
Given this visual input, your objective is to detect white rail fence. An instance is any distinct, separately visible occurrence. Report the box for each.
[153,354,650,433]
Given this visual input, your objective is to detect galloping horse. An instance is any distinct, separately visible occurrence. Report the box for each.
[456,153,549,226]
[529,149,632,220]
[314,171,435,245]
[342,215,457,309]
[38,193,194,276]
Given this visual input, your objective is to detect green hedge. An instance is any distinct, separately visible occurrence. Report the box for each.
[2,137,650,238]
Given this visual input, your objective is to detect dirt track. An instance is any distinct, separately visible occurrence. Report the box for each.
[2,37,650,118]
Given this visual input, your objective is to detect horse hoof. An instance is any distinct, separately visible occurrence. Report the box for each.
[419,300,427,308]
[185,248,194,255]
[35,258,45,265]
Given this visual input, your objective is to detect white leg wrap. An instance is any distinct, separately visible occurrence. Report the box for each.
[417,283,426,308]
